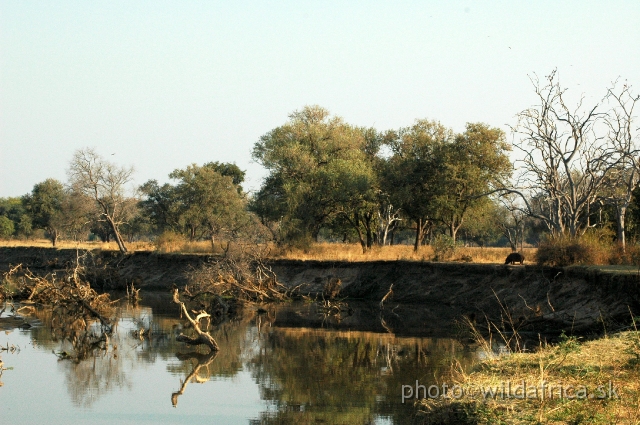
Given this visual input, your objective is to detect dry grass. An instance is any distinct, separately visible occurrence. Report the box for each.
[0,238,216,254]
[417,331,640,424]
[0,239,537,263]
[0,238,154,251]
[272,243,536,264]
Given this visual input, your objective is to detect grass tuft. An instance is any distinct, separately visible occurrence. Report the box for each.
[416,331,640,424]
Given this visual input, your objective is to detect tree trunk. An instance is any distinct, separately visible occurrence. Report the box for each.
[413,218,425,252]
[616,206,626,252]
[449,222,457,245]
[49,228,58,247]
[106,217,128,253]
[352,213,367,253]
[364,212,374,249]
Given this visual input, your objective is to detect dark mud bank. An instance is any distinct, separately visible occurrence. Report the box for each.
[2,247,639,332]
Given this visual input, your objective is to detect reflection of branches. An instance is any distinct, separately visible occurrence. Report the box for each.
[171,351,218,407]
[0,355,7,387]
[60,345,131,408]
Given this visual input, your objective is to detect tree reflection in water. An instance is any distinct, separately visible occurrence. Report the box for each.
[245,328,474,425]
[14,300,477,423]
[26,301,184,407]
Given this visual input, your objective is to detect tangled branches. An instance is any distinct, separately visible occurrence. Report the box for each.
[2,252,114,326]
[1,253,116,363]
[172,288,219,352]
[185,242,296,307]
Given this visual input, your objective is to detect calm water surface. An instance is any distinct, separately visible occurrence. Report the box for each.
[0,297,480,424]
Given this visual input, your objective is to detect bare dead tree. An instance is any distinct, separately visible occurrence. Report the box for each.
[68,148,134,253]
[509,70,630,237]
[599,82,640,251]
[497,195,527,251]
[377,202,402,246]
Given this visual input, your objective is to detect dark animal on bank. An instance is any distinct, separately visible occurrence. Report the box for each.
[505,252,525,265]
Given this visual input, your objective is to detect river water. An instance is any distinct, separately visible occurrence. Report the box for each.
[0,296,481,424]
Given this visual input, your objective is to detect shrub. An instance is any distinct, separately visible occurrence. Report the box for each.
[431,234,456,261]
[535,229,614,266]
[154,231,186,253]
[607,243,640,266]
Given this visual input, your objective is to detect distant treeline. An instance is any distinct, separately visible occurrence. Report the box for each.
[2,71,639,254]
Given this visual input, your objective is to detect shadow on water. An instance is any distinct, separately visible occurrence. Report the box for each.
[0,296,480,424]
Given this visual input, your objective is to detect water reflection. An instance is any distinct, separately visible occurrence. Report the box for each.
[170,351,218,407]
[0,299,478,424]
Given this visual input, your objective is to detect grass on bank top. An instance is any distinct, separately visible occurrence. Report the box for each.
[0,239,534,263]
[416,330,640,424]
[0,239,155,252]
[271,243,535,264]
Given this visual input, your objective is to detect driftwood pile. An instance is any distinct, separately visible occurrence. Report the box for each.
[1,253,116,362]
[185,244,297,304]
[2,259,113,326]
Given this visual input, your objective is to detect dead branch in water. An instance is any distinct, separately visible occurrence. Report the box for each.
[172,288,219,352]
[380,284,394,310]
[2,252,114,326]
[127,282,141,304]
[180,242,299,327]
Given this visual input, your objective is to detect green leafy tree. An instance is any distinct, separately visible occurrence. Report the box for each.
[169,163,248,246]
[435,123,512,243]
[0,215,14,239]
[22,179,66,246]
[252,106,377,247]
[384,120,452,251]
[17,214,33,237]
[458,197,503,247]
[248,174,289,243]
[0,197,31,239]
[204,161,246,193]
[139,180,181,235]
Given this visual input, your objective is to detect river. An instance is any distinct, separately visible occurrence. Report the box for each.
[0,296,481,424]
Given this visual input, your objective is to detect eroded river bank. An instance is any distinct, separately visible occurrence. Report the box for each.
[2,247,639,334]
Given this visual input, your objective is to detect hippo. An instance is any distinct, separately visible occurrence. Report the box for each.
[505,252,525,265]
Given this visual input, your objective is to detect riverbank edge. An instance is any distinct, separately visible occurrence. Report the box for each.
[1,246,639,333]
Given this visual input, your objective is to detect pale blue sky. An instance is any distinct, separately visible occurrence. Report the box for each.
[1,1,639,197]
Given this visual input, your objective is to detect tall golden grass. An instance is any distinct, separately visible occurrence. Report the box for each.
[271,243,535,264]
[0,238,537,263]
[0,239,154,252]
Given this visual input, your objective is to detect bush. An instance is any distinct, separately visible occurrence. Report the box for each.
[431,234,456,261]
[535,229,614,266]
[607,243,640,266]
[154,231,186,253]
